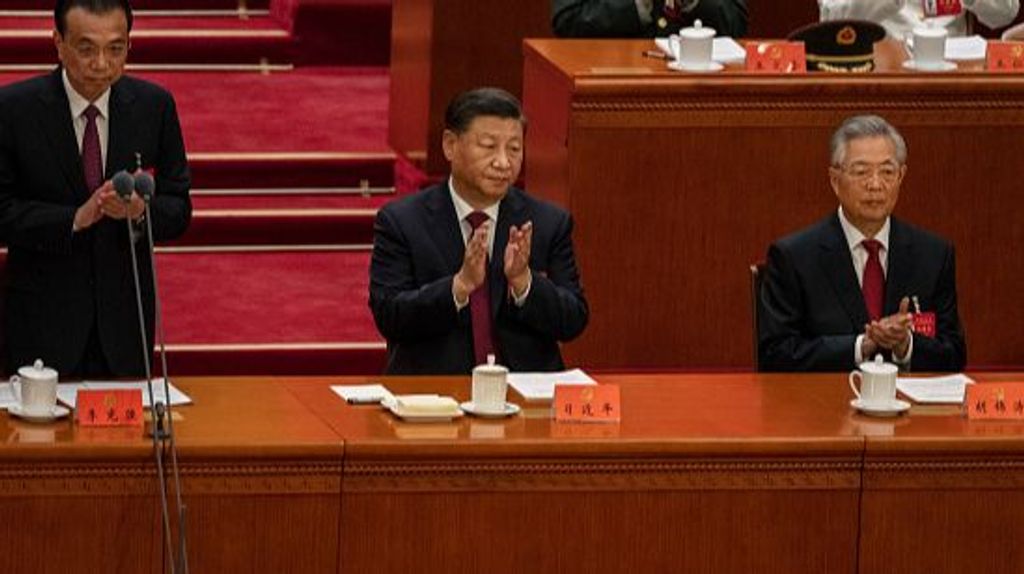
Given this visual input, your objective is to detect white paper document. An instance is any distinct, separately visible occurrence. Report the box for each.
[507,368,597,401]
[897,374,974,404]
[0,383,17,410]
[945,36,987,61]
[56,379,192,409]
[655,37,747,64]
[331,384,395,405]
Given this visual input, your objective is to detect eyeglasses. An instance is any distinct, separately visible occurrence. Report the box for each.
[837,162,902,185]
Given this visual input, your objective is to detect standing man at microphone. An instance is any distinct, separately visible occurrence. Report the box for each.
[0,0,191,377]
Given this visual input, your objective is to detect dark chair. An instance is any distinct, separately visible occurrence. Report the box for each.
[749,262,765,371]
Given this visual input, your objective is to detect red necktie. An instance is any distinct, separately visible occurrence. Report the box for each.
[465,211,495,365]
[861,239,885,321]
[82,105,103,194]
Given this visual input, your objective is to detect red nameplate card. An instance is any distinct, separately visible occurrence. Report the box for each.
[554,384,621,423]
[922,0,962,16]
[987,42,1024,72]
[77,389,144,427]
[912,312,936,338]
[745,42,806,73]
[966,383,1024,420]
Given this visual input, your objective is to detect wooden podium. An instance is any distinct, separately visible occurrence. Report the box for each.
[388,0,551,176]
[523,38,1024,370]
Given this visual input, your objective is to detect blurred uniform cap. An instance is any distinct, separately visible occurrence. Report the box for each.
[787,20,887,72]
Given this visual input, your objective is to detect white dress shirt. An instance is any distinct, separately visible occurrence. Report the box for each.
[819,0,1020,40]
[63,69,111,170]
[838,207,913,365]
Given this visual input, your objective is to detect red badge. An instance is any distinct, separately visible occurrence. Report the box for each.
[745,42,807,74]
[912,312,937,338]
[922,0,962,16]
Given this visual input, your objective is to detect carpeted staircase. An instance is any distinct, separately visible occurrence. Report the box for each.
[0,0,397,375]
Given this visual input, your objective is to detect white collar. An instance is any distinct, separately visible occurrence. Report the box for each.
[838,207,890,253]
[449,177,499,223]
[62,68,111,120]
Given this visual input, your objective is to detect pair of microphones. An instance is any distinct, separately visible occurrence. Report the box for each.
[112,164,190,574]
[111,169,155,203]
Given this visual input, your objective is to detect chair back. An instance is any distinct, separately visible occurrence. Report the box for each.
[749,262,765,371]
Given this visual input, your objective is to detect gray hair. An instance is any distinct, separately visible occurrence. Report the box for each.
[829,115,907,167]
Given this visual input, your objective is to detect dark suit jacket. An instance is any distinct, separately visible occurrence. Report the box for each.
[552,0,748,38]
[0,68,191,377]
[758,214,966,372]
[369,183,588,375]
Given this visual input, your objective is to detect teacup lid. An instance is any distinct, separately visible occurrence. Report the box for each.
[679,19,716,40]
[912,25,948,37]
[18,359,58,380]
[473,354,508,375]
[861,354,898,374]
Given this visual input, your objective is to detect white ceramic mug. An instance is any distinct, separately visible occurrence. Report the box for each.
[9,359,59,417]
[673,19,716,69]
[849,358,898,405]
[909,26,948,69]
[471,354,508,414]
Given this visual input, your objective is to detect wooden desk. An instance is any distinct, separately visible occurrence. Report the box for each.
[522,39,1024,370]
[4,373,1024,573]
[290,373,865,574]
[0,378,343,574]
[388,0,551,176]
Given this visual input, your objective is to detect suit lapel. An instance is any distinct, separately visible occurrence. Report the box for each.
[36,69,87,200]
[425,184,466,274]
[818,215,870,328]
[884,219,915,315]
[106,79,136,177]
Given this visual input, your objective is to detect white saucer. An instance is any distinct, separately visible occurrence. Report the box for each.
[668,60,725,73]
[460,401,521,418]
[385,404,463,423]
[902,59,956,72]
[8,404,70,423]
[850,398,911,417]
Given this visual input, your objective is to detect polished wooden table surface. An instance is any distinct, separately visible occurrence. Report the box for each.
[3,373,1024,573]
[1,378,343,574]
[523,38,1024,372]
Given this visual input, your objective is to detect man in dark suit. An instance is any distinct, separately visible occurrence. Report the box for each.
[758,115,965,372]
[370,87,588,374]
[0,0,191,377]
[552,0,748,38]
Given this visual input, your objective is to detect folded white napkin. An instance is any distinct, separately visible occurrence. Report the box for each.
[392,394,460,415]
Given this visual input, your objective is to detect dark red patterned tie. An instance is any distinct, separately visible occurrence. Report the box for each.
[465,211,495,365]
[862,239,885,321]
[82,105,102,194]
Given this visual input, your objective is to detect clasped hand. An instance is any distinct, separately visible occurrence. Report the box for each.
[74,177,146,232]
[453,221,533,302]
[862,297,913,359]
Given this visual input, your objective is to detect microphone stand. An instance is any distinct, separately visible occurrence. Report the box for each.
[121,192,177,574]
[140,190,190,574]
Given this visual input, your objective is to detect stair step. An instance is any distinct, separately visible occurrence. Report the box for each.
[0,0,269,11]
[157,247,385,375]
[0,15,291,64]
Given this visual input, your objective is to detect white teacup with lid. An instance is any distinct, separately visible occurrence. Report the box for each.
[672,19,717,71]
[10,359,59,417]
[471,354,509,414]
[849,355,898,406]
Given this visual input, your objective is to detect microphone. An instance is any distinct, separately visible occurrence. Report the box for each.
[112,170,135,201]
[118,167,181,574]
[133,167,190,573]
